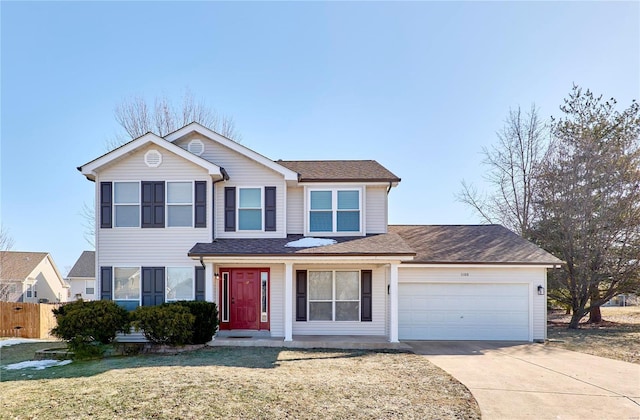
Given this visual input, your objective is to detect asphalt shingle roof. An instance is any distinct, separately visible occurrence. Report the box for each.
[67,251,95,278]
[389,225,563,265]
[0,251,49,280]
[276,160,401,183]
[189,233,415,257]
[189,225,562,265]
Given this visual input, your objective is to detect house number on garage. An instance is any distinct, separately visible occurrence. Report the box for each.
[460,273,469,277]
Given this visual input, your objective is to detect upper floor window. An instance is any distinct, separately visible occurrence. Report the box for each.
[102,181,206,229]
[114,182,140,227]
[167,182,193,227]
[238,188,262,230]
[309,189,361,234]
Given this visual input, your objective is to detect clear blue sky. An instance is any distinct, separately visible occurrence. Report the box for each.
[1,1,638,274]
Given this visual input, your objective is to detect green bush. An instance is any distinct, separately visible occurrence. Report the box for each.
[132,304,195,346]
[51,300,131,358]
[171,301,219,344]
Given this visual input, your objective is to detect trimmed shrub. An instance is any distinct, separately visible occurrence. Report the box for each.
[51,299,131,358]
[133,304,195,346]
[171,301,219,344]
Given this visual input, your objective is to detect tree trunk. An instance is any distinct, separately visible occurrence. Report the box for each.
[568,312,582,329]
[588,306,602,323]
[588,285,602,323]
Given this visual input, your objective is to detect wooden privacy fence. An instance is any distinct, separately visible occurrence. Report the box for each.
[0,302,60,339]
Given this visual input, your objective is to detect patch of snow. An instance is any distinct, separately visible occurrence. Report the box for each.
[285,237,337,248]
[4,359,72,370]
[0,339,54,348]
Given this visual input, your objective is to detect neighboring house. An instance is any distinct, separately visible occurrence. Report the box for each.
[78,122,562,342]
[66,251,96,301]
[0,251,69,303]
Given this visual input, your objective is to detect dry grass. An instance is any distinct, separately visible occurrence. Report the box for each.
[547,306,640,364]
[0,346,479,419]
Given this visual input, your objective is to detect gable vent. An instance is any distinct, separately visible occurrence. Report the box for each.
[144,150,162,168]
[188,139,205,156]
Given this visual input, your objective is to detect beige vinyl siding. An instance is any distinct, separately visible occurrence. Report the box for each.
[292,265,387,336]
[269,264,285,337]
[398,266,547,341]
[286,186,304,234]
[99,144,209,181]
[98,230,206,267]
[365,186,388,234]
[24,257,68,303]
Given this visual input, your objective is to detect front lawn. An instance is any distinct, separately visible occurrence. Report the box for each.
[0,345,479,419]
[547,306,640,364]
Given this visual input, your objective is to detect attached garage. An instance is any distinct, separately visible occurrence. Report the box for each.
[398,282,530,341]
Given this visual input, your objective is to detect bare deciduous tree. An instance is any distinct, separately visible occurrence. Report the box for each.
[106,89,240,149]
[81,202,95,249]
[458,105,547,238]
[533,85,640,328]
[0,226,16,301]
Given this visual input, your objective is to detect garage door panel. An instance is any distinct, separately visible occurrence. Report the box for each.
[398,283,530,341]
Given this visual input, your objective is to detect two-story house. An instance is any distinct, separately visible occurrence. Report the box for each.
[79,122,561,343]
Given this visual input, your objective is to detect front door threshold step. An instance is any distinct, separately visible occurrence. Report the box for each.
[208,335,412,351]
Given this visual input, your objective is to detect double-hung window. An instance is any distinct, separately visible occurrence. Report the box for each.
[167,182,193,227]
[308,270,360,321]
[309,189,361,234]
[238,188,262,230]
[166,267,193,301]
[114,182,140,227]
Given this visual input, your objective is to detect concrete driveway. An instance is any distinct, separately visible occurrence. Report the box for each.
[407,341,640,420]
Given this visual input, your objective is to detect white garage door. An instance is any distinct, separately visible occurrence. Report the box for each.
[398,283,530,341]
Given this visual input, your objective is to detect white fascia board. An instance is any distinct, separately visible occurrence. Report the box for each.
[165,122,299,181]
[194,255,414,265]
[79,132,223,180]
[399,264,557,269]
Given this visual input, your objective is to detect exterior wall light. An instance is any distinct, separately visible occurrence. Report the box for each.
[214,273,220,280]
[537,285,545,295]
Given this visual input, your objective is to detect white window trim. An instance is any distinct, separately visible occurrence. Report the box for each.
[305,187,364,236]
[307,270,361,322]
[166,180,194,228]
[237,186,264,232]
[260,271,269,323]
[112,266,142,302]
[165,266,195,302]
[113,181,141,228]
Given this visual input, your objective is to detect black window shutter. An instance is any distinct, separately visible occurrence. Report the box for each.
[195,266,205,301]
[296,270,307,321]
[100,182,112,228]
[224,187,236,232]
[142,181,164,228]
[264,186,276,231]
[361,270,373,322]
[153,182,165,227]
[100,266,113,300]
[195,181,207,228]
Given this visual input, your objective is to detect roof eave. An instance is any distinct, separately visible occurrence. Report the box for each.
[78,132,223,179]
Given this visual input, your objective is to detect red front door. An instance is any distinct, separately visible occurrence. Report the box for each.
[229,269,260,330]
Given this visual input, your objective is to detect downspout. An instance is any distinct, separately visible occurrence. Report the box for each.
[211,168,230,241]
[386,181,392,195]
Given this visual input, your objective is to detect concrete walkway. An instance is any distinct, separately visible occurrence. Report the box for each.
[407,341,640,420]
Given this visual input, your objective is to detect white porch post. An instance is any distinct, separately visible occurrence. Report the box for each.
[205,262,215,303]
[389,263,399,343]
[284,262,294,342]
